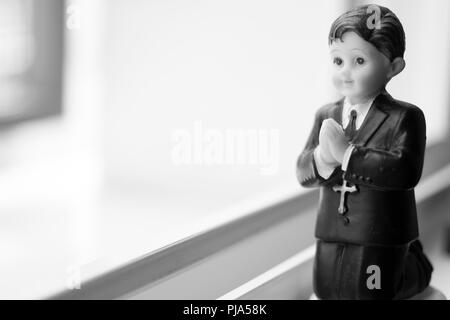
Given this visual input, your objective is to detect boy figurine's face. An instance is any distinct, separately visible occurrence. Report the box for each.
[329,31,402,104]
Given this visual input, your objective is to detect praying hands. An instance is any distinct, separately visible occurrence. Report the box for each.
[318,118,351,165]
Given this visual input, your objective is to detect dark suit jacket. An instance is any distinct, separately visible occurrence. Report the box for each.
[297,92,426,246]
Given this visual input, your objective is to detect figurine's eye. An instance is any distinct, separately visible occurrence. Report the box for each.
[333,57,343,66]
[356,57,365,65]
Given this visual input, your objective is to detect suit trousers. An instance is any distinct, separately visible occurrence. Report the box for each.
[313,239,433,300]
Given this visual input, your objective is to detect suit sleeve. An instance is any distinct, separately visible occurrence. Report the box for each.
[296,108,340,188]
[343,107,426,191]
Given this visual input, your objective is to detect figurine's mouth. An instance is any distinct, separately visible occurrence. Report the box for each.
[343,80,354,84]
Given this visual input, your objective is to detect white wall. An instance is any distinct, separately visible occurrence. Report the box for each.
[98,0,450,222]
[102,0,345,206]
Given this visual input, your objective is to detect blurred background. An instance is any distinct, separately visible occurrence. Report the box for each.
[0,0,449,299]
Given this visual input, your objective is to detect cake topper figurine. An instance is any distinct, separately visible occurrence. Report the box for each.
[296,4,434,299]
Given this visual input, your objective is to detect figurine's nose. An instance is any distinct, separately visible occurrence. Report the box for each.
[340,65,352,79]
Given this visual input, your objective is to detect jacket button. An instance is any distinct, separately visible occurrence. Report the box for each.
[358,176,364,180]
[343,216,350,225]
[351,174,357,179]
[365,177,371,182]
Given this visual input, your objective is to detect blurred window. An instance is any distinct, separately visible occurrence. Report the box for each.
[0,0,64,124]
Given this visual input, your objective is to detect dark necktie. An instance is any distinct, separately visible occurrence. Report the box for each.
[345,109,357,140]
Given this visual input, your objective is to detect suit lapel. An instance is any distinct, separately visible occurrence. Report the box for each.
[331,98,344,125]
[353,93,389,146]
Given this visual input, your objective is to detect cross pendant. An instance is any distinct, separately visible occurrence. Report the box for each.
[332,177,358,215]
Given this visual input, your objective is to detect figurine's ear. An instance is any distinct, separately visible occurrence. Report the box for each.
[387,57,405,80]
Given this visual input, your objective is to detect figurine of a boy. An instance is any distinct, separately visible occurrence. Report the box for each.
[297,4,433,299]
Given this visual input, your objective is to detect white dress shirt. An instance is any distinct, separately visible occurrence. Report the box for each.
[314,95,378,179]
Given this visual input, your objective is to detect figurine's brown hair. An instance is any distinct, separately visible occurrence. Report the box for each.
[329,4,405,61]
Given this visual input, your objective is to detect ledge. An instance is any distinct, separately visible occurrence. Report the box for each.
[48,142,450,299]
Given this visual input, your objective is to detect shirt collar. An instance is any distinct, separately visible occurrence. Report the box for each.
[343,94,378,117]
